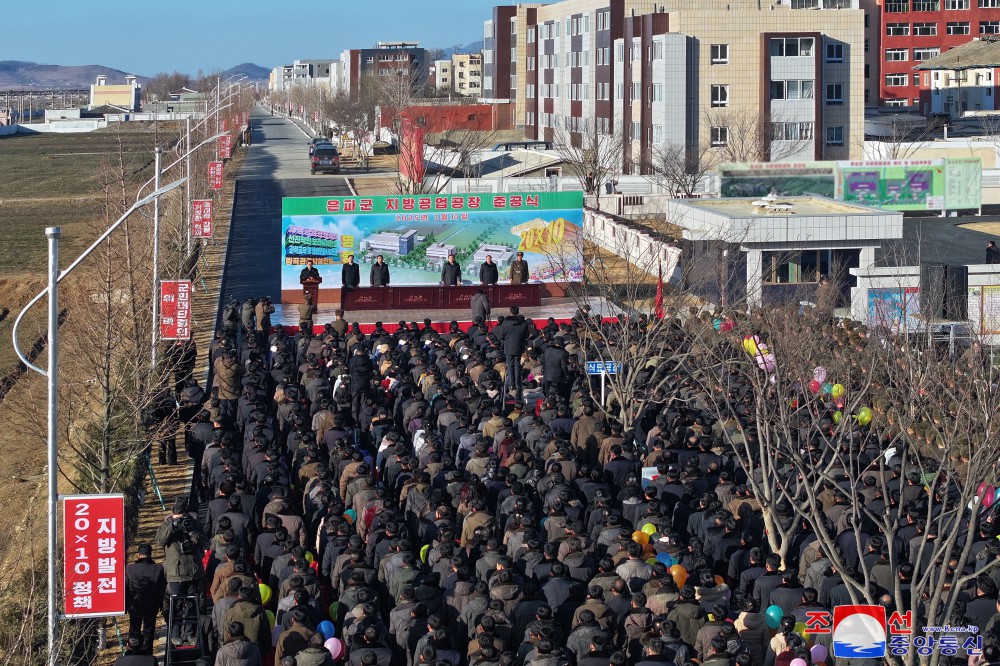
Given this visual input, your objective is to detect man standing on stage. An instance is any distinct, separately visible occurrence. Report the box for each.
[479,254,499,286]
[510,251,529,285]
[441,254,462,286]
[370,254,390,287]
[342,254,360,288]
[300,259,320,282]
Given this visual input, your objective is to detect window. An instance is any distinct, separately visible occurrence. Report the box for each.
[771,80,815,99]
[528,27,535,43]
[615,83,624,100]
[652,84,664,102]
[763,251,832,284]
[484,50,493,64]
[913,0,939,9]
[484,76,493,91]
[946,0,969,7]
[865,89,871,103]
[365,56,374,63]
[865,64,870,78]
[885,99,908,107]
[982,21,1000,33]
[982,0,1000,6]
[631,121,641,139]
[886,0,909,10]
[913,22,937,35]
[711,84,729,107]
[511,47,517,61]
[947,21,971,34]
[885,48,909,61]
[510,75,516,90]
[484,20,494,39]
[825,126,844,146]
[773,121,814,141]
[583,14,590,33]
[597,10,609,31]
[770,37,814,57]
[826,43,844,62]
[526,84,535,98]
[653,40,664,60]
[711,44,729,64]
[885,73,908,86]
[886,23,910,36]
[711,126,729,146]
[615,42,625,62]
[826,83,844,104]
[630,82,641,100]
[913,73,922,85]
[913,47,940,60]
[527,57,536,70]
[770,80,786,99]
[631,38,642,61]
[653,125,664,144]
[866,38,870,52]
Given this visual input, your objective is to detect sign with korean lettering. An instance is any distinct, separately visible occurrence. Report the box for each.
[63,494,125,618]
[242,111,248,126]
[218,134,233,159]
[279,192,584,301]
[586,361,619,375]
[160,280,192,340]
[192,200,213,238]
[208,161,223,190]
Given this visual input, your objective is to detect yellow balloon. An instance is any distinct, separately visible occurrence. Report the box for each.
[742,338,758,355]
[641,523,657,536]
[632,530,649,545]
[831,383,845,398]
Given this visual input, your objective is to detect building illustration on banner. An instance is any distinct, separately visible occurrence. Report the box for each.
[279,192,584,302]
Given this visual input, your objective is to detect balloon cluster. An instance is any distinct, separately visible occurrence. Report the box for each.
[764,604,830,665]
[743,335,776,372]
[806,366,872,426]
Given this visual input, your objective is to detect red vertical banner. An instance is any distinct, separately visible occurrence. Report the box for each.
[192,200,213,238]
[223,118,229,132]
[242,111,248,126]
[208,161,224,189]
[160,280,192,340]
[64,494,126,618]
[219,134,233,159]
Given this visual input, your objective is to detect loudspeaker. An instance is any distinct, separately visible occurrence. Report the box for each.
[919,263,945,320]
[944,264,969,321]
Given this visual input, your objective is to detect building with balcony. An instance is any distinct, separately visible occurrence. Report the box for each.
[484,0,865,173]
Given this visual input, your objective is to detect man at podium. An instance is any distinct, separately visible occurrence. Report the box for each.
[300,259,323,305]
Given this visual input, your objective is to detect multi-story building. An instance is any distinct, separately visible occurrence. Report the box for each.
[434,59,453,93]
[878,0,1000,110]
[434,53,485,97]
[338,42,429,98]
[89,75,142,111]
[484,0,865,170]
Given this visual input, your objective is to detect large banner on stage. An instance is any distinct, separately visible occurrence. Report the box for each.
[280,192,584,298]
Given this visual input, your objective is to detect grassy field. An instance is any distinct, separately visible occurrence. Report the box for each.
[0,126,173,374]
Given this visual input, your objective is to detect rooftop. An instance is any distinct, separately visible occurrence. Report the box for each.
[914,36,1000,71]
[676,195,895,219]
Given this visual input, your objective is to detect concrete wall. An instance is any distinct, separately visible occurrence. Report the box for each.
[584,207,683,283]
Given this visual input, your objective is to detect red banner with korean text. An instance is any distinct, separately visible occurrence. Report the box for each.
[208,161,223,189]
[192,200,213,238]
[64,494,125,617]
[223,118,229,132]
[242,111,248,126]
[160,280,192,340]
[219,134,233,159]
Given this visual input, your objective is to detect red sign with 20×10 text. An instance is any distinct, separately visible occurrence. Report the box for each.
[192,200,213,238]
[64,494,125,618]
[208,161,224,190]
[160,280,192,340]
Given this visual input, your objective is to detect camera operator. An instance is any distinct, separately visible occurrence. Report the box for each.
[254,296,275,339]
[155,497,206,647]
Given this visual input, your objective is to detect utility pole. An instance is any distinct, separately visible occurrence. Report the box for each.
[215,77,221,136]
[151,148,162,368]
[45,227,59,666]
[185,117,192,255]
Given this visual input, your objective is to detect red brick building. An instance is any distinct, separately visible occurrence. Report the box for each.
[378,103,515,134]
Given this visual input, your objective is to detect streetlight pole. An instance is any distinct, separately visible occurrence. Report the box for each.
[11,178,186,666]
[185,117,192,255]
[151,148,162,368]
[45,226,59,666]
[216,77,221,136]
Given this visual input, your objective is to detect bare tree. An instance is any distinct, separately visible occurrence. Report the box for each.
[642,141,719,198]
[551,117,628,209]
[705,106,811,164]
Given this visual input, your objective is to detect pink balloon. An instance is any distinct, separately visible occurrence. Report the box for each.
[325,637,344,660]
[790,660,808,666]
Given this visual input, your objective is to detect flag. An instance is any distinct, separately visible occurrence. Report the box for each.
[655,262,665,320]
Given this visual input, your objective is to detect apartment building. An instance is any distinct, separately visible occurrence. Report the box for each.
[272,43,429,97]
[434,54,484,96]
[484,0,865,170]
[878,0,1000,108]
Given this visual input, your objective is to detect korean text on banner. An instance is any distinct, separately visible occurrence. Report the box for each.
[192,200,213,239]
[160,280,192,340]
[219,135,233,160]
[208,161,224,190]
[64,494,126,617]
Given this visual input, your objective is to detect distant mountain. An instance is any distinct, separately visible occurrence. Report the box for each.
[440,41,484,57]
[222,63,270,81]
[0,61,149,90]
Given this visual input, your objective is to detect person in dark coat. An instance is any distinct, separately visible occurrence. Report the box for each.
[496,306,529,394]
[509,252,529,285]
[342,255,361,288]
[349,346,374,422]
[216,621,264,666]
[479,255,499,285]
[370,255,390,287]
[301,260,320,283]
[113,633,159,666]
[441,255,462,286]
[988,241,1000,264]
[124,543,167,654]
[542,338,569,400]
[471,290,491,324]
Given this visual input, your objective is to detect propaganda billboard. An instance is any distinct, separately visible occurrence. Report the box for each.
[839,160,945,211]
[718,162,837,198]
[280,192,584,300]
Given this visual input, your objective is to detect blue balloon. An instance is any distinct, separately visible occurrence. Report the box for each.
[318,620,336,639]
[656,553,674,567]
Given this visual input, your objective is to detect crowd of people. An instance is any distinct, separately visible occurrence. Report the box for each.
[116,300,1000,666]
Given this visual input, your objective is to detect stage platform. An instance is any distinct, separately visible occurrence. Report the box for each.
[270,297,611,333]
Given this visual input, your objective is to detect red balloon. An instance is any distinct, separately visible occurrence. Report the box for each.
[809,380,821,394]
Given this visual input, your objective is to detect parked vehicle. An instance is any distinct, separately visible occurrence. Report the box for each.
[311,146,341,174]
[309,137,332,156]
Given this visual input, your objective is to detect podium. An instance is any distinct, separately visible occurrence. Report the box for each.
[301,276,322,305]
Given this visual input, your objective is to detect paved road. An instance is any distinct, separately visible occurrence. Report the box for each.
[219,108,351,305]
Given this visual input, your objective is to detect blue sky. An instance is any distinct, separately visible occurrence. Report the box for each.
[6,0,510,76]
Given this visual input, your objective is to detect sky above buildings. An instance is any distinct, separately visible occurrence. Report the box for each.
[6,0,506,76]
